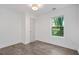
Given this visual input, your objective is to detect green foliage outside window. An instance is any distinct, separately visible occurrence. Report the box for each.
[51,16,64,36]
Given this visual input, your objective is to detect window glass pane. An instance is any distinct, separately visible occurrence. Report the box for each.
[52,16,64,37]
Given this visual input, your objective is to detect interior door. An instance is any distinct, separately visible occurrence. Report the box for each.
[30,17,35,42]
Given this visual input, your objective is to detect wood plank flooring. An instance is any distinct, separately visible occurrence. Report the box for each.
[0,41,78,55]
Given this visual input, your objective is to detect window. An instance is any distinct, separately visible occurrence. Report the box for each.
[51,16,64,37]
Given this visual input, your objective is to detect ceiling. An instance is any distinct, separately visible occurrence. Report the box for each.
[0,4,71,16]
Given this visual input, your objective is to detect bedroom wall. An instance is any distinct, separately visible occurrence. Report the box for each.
[35,5,79,50]
[0,7,25,48]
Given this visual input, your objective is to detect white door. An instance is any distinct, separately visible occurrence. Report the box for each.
[30,17,35,42]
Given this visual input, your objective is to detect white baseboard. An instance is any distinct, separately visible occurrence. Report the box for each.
[22,40,36,45]
[37,40,77,51]
[0,41,22,49]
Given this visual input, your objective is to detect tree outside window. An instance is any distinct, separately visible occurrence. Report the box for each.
[51,16,64,37]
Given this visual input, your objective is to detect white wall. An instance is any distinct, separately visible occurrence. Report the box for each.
[35,5,79,50]
[0,7,25,48]
[0,5,36,48]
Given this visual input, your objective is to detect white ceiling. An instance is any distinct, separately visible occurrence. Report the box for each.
[0,4,71,15]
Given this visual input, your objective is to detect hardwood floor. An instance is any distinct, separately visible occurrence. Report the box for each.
[0,40,78,55]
